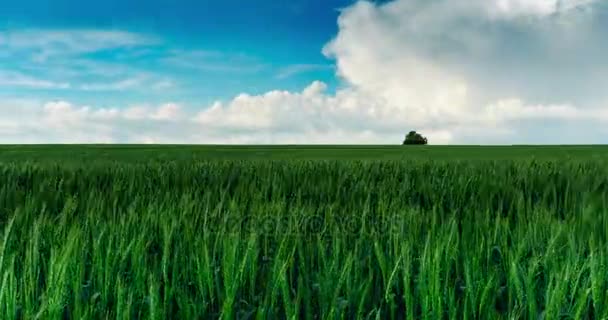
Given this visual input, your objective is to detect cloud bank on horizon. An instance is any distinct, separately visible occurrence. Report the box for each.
[1,0,607,144]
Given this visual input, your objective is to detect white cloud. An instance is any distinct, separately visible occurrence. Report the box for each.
[0,71,71,89]
[122,106,149,120]
[0,100,192,144]
[117,104,183,122]
[0,70,170,92]
[0,29,175,92]
[1,84,607,144]
[317,0,608,143]
[78,76,175,92]
[0,29,156,62]
[276,64,334,79]
[161,49,266,73]
[485,0,598,18]
[152,80,174,90]
[0,29,259,93]
[79,77,147,91]
[151,103,182,121]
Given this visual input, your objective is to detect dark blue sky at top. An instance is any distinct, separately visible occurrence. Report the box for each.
[1,0,357,63]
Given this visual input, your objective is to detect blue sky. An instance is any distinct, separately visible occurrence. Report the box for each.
[1,0,608,144]
[0,0,356,106]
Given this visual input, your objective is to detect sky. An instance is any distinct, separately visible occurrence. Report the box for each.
[1,0,607,144]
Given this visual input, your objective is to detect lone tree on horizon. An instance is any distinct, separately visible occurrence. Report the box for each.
[403,131,428,145]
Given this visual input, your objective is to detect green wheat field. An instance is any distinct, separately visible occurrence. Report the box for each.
[0,145,607,319]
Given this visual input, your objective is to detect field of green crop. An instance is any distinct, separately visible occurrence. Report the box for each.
[0,145,607,319]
